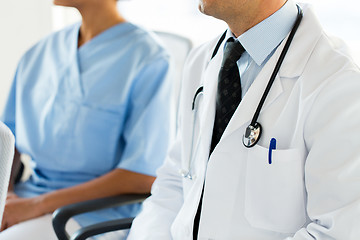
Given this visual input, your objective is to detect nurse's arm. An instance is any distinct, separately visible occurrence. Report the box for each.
[39,168,155,214]
[1,168,154,230]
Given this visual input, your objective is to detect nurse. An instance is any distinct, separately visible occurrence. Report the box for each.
[0,0,171,239]
[128,0,360,239]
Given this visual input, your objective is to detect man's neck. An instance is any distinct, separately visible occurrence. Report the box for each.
[228,0,287,37]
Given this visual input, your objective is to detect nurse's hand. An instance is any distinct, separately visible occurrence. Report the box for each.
[0,194,44,231]
[5,191,18,200]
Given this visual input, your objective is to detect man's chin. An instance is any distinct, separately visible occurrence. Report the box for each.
[198,3,210,16]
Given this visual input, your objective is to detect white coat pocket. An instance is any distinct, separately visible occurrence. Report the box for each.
[244,144,306,233]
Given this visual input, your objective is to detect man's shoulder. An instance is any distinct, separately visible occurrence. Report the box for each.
[294,5,360,90]
[299,31,360,102]
[306,32,360,80]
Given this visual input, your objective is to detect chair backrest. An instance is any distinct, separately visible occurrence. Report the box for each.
[154,31,193,135]
[0,122,15,226]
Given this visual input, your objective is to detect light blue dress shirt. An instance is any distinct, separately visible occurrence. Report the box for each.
[225,0,298,97]
[1,22,172,226]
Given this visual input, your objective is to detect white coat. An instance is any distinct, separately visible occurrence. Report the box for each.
[128,4,360,240]
[0,122,15,226]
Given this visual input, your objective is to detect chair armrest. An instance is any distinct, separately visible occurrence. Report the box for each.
[70,217,134,240]
[52,193,150,240]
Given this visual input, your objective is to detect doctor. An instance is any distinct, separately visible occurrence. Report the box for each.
[128,0,360,239]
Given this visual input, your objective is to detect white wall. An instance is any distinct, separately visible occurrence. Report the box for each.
[303,0,360,64]
[117,0,227,46]
[121,0,360,63]
[1,0,359,115]
[0,0,53,114]
[51,1,227,47]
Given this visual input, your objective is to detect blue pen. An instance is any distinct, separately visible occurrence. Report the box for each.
[268,138,277,164]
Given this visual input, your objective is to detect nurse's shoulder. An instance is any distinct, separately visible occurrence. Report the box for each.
[16,22,81,73]
[123,23,170,64]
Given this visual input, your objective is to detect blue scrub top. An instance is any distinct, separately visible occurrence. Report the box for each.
[1,22,172,226]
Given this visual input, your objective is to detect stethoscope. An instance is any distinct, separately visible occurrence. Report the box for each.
[180,86,204,180]
[181,6,303,179]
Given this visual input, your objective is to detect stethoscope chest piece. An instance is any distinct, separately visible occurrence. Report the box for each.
[242,122,262,148]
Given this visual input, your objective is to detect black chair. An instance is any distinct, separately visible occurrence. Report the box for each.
[52,193,150,240]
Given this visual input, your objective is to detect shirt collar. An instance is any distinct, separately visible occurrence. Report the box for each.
[225,0,298,66]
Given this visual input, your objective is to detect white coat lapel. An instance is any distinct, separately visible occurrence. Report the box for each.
[197,42,225,159]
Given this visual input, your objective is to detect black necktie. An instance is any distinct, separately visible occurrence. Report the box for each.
[210,38,245,154]
[193,39,245,240]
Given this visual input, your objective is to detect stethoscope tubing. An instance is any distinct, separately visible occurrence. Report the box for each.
[187,91,203,179]
[250,5,303,127]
